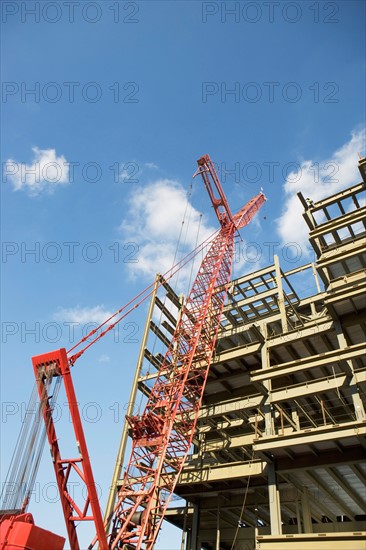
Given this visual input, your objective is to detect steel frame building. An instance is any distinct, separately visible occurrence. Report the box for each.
[109,160,366,550]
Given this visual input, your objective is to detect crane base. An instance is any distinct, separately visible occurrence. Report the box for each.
[0,513,65,550]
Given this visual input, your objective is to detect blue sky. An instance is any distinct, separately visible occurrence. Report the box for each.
[1,1,365,548]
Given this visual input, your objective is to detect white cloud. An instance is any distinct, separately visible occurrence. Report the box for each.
[144,162,159,170]
[4,147,69,195]
[119,178,216,290]
[276,128,365,254]
[54,305,113,326]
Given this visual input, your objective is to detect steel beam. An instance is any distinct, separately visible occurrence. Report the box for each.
[276,446,365,472]
[250,342,365,382]
[103,276,159,529]
[252,420,366,452]
[256,531,366,550]
[309,207,366,239]
[269,370,366,403]
[317,239,366,268]
[177,460,267,485]
[217,316,333,355]
[268,464,282,535]
[306,182,365,212]
[200,433,255,452]
[301,486,312,533]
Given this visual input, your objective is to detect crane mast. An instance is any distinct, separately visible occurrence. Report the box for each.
[107,155,265,548]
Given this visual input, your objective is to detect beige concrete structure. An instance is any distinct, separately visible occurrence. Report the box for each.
[111,159,366,549]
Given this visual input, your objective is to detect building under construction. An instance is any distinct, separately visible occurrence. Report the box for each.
[108,160,366,549]
[2,157,364,550]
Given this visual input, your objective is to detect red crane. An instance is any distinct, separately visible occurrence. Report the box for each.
[104,155,265,548]
[0,155,265,550]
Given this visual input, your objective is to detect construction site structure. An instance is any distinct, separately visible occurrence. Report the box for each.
[108,158,366,549]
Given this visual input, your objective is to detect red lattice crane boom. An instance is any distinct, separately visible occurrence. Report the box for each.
[107,155,265,549]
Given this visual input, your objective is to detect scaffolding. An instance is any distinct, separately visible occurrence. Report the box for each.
[110,159,366,549]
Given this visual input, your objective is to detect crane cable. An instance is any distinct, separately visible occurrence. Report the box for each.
[172,180,194,286]
[0,376,62,513]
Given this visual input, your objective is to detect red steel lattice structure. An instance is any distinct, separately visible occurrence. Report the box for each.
[6,154,264,550]
[31,348,109,550]
[107,155,265,548]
